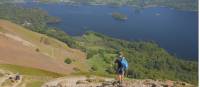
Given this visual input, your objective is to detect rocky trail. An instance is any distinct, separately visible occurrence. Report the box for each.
[0,69,196,87]
[42,76,195,87]
[42,76,114,87]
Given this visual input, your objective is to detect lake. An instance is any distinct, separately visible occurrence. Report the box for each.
[21,3,198,60]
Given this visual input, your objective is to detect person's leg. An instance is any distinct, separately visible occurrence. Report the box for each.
[116,69,120,81]
[118,69,122,83]
[121,69,125,82]
[121,71,124,81]
[119,74,122,83]
[116,74,120,81]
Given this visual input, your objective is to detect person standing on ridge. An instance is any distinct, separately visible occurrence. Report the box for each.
[115,51,128,84]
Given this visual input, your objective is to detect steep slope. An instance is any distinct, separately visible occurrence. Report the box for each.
[0,19,88,74]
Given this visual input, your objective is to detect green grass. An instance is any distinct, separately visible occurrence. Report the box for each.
[87,54,108,73]
[83,33,103,42]
[87,46,105,51]
[0,64,65,78]
[86,53,118,77]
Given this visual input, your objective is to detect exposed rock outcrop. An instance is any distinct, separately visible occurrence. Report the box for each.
[43,76,195,87]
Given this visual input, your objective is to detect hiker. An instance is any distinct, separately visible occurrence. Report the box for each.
[114,52,128,84]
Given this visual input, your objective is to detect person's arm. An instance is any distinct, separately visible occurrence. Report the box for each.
[114,59,118,71]
[114,59,117,63]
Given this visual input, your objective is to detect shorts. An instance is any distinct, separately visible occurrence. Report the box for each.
[117,67,125,75]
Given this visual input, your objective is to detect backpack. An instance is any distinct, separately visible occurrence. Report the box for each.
[120,57,128,69]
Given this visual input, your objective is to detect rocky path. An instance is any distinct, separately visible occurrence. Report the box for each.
[42,76,114,87]
[42,76,195,87]
[0,69,196,87]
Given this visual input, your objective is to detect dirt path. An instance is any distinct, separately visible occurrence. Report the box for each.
[42,76,195,87]
[42,76,114,87]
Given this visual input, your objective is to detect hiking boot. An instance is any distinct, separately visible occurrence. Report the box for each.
[112,80,120,86]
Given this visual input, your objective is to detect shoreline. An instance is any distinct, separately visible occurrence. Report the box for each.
[28,1,198,12]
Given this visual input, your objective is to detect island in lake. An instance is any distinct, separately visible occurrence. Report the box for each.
[155,13,161,16]
[111,12,128,21]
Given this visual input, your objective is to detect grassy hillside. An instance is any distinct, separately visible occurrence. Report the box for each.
[0,4,77,48]
[0,19,80,59]
[0,19,88,74]
[74,32,198,85]
[0,19,87,86]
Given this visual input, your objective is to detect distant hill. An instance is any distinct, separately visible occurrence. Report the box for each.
[0,0,25,3]
[34,0,198,11]
[0,0,197,11]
